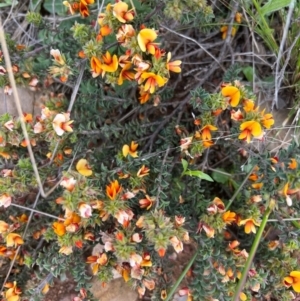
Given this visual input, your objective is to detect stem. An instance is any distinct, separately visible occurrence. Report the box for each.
[164,250,199,301]
[225,166,256,211]
[232,207,271,301]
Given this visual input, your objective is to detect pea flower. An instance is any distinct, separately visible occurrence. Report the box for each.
[239,217,260,234]
[6,233,24,247]
[86,252,108,275]
[52,221,66,236]
[0,193,12,208]
[137,29,159,55]
[106,180,122,200]
[140,72,167,94]
[221,85,241,107]
[238,120,262,143]
[113,1,134,23]
[52,113,73,136]
[101,51,118,73]
[76,158,93,176]
[284,271,300,292]
[166,52,182,73]
[122,141,138,158]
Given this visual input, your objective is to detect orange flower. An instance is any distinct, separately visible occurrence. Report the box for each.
[91,56,103,78]
[139,86,151,104]
[113,1,134,23]
[50,49,65,65]
[251,183,263,189]
[243,99,257,112]
[52,221,66,236]
[221,85,240,107]
[139,195,155,210]
[140,72,167,94]
[101,51,118,72]
[106,180,122,200]
[79,0,94,17]
[239,218,260,234]
[201,124,218,141]
[76,158,93,176]
[238,120,262,143]
[86,252,108,275]
[222,211,237,224]
[118,63,135,85]
[288,158,298,170]
[0,221,9,234]
[122,141,138,158]
[137,165,150,177]
[52,113,73,136]
[284,271,300,292]
[100,25,112,37]
[166,52,182,73]
[137,29,159,55]
[231,109,243,121]
[280,182,300,206]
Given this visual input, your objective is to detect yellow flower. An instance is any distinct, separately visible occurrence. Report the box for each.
[220,26,237,39]
[238,120,262,143]
[6,233,24,247]
[261,110,274,129]
[239,292,247,301]
[243,99,257,112]
[4,281,21,301]
[76,158,93,177]
[239,218,260,234]
[137,28,159,55]
[122,141,138,158]
[221,85,241,107]
[284,271,300,292]
[166,52,182,73]
[101,51,118,73]
[235,12,242,24]
[140,72,167,94]
[113,1,134,23]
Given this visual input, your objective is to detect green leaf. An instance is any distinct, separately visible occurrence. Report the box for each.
[260,0,291,16]
[212,168,231,184]
[181,159,188,173]
[184,170,214,182]
[242,66,255,82]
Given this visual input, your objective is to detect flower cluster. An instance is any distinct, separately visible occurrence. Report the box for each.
[69,0,182,104]
[63,0,94,17]
[179,80,274,158]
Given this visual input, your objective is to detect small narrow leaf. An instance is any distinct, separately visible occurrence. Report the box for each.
[181,159,188,173]
[184,170,214,182]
